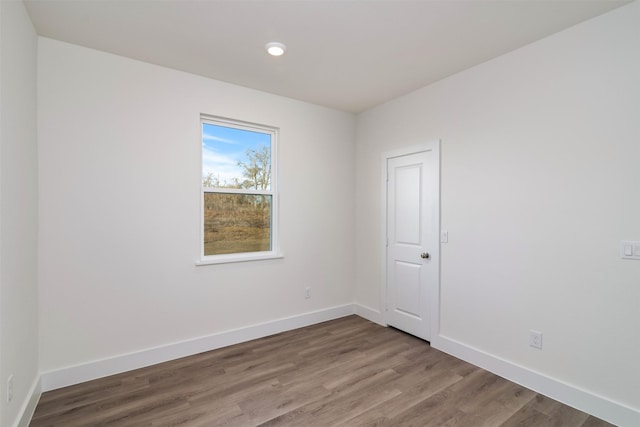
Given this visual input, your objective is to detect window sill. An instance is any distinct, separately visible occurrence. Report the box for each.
[195,252,284,266]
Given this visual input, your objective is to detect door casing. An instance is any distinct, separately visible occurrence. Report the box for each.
[381,141,441,341]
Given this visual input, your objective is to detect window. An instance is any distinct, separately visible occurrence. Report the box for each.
[199,115,279,264]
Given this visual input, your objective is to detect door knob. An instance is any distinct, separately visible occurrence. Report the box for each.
[420,252,430,259]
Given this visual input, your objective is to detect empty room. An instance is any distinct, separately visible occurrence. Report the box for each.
[1,0,638,426]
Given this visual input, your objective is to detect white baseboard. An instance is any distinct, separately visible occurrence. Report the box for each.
[354,303,384,325]
[431,334,640,427]
[13,376,41,427]
[41,304,355,392]
[36,305,638,427]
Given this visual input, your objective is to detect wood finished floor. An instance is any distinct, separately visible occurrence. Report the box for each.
[30,316,614,427]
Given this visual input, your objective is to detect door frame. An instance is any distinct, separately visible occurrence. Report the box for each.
[381,141,441,341]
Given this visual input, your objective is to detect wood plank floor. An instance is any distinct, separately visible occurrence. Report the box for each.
[30,316,614,426]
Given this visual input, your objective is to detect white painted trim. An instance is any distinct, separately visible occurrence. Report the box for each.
[433,140,442,341]
[380,153,389,327]
[380,141,441,340]
[41,304,354,392]
[198,114,280,265]
[354,303,384,326]
[31,305,638,426]
[432,334,640,427]
[13,376,41,427]
[195,252,284,266]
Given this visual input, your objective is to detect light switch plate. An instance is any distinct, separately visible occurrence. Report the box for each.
[620,240,640,260]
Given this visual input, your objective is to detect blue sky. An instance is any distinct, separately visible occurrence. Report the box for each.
[202,123,271,186]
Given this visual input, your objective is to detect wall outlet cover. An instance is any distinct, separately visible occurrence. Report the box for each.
[529,330,543,349]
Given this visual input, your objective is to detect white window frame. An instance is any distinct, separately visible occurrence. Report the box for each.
[197,115,281,265]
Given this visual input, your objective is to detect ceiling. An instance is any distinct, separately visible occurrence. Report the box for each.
[24,0,630,113]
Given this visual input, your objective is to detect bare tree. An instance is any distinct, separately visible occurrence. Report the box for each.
[202,172,218,188]
[202,172,242,189]
[238,145,270,190]
[203,145,271,210]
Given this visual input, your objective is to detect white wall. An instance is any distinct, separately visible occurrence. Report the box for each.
[38,38,356,374]
[356,1,639,423]
[0,1,40,426]
[29,2,640,425]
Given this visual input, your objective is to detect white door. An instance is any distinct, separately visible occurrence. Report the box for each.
[385,143,439,341]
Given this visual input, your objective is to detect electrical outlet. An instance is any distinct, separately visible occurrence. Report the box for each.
[529,330,543,349]
[7,374,14,403]
[304,287,311,299]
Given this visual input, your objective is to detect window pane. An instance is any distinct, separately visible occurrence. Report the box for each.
[202,123,271,190]
[203,192,272,256]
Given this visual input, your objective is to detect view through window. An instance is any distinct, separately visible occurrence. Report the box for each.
[201,116,277,259]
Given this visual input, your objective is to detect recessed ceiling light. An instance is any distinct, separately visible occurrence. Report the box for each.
[265,42,286,57]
